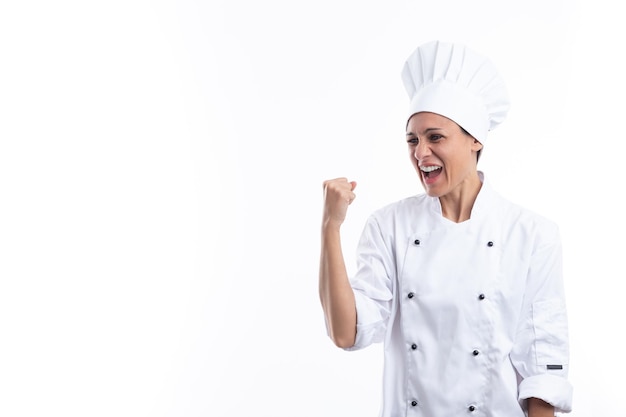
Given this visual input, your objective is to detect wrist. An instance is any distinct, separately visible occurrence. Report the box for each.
[322,218,343,234]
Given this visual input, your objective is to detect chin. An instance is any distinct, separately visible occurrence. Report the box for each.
[423,184,446,198]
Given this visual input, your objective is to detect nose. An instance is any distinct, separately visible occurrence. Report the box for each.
[414,140,431,161]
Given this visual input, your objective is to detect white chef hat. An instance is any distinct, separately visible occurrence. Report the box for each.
[401,40,510,144]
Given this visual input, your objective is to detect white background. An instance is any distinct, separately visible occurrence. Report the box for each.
[0,1,623,416]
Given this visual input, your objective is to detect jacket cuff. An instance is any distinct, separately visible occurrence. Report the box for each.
[518,373,573,413]
[343,291,386,351]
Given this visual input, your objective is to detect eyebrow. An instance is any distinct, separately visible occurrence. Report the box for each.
[406,127,443,136]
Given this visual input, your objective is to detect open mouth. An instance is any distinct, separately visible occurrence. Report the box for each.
[420,165,442,180]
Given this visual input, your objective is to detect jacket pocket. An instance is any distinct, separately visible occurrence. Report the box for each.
[532,299,569,365]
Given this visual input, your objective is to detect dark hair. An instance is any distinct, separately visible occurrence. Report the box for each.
[460,126,482,162]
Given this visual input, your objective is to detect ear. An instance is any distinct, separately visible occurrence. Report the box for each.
[472,138,483,152]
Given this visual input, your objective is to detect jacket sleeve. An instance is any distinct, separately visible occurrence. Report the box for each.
[343,215,394,351]
[510,220,573,412]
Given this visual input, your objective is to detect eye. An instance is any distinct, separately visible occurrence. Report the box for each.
[429,134,443,142]
[407,137,418,145]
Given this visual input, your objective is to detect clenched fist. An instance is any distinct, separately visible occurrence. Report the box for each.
[322,178,357,228]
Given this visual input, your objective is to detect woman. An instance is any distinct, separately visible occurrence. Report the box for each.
[319,40,572,416]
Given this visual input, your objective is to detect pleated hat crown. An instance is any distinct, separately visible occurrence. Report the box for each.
[401,40,510,144]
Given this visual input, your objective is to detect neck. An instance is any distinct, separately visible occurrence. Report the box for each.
[439,173,482,223]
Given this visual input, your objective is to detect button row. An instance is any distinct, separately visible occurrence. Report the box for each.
[408,343,481,356]
[409,401,476,412]
[413,240,495,247]
[406,292,486,300]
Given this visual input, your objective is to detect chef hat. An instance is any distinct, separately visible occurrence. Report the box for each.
[401,40,510,144]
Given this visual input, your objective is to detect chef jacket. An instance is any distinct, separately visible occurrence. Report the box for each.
[340,173,572,416]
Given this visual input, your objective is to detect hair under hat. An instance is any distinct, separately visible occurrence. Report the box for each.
[401,40,510,145]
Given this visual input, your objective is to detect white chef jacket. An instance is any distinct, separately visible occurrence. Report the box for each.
[341,173,572,416]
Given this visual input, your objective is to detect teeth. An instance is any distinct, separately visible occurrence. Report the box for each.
[420,165,441,173]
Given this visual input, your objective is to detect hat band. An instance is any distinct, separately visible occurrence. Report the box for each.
[407,80,489,144]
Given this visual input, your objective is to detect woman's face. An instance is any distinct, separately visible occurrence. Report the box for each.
[406,112,482,197]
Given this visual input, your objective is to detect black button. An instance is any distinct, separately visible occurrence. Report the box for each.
[487,241,494,247]
[408,292,415,299]
[414,239,420,245]
[411,400,418,407]
[472,350,479,356]
[469,405,476,412]
[411,343,418,350]
[478,293,485,300]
